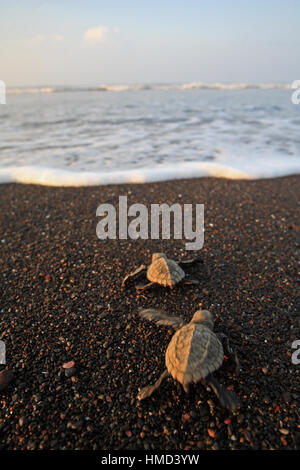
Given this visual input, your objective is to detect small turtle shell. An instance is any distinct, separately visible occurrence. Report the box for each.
[165,323,224,386]
[147,257,185,287]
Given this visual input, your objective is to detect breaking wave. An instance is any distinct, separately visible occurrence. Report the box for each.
[0,159,299,187]
[7,82,292,94]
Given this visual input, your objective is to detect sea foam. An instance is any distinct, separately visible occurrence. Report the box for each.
[1,87,299,186]
[0,159,299,187]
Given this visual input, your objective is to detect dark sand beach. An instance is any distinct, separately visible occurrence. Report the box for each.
[0,175,299,450]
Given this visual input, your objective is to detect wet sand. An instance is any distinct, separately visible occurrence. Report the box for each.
[0,175,299,450]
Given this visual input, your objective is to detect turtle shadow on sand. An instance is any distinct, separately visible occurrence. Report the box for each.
[122,252,205,292]
[136,308,240,412]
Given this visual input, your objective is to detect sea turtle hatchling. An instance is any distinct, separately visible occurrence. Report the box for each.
[122,253,202,291]
[137,308,240,411]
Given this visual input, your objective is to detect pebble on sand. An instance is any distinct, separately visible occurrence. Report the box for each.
[62,361,75,369]
[65,367,76,378]
[0,369,14,391]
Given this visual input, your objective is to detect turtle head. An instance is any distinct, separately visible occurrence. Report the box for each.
[152,253,167,262]
[191,310,214,329]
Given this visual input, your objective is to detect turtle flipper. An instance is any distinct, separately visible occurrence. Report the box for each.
[138,308,185,329]
[218,333,240,375]
[205,374,240,411]
[136,281,155,292]
[183,278,199,286]
[137,370,169,401]
[177,257,203,268]
[122,264,146,288]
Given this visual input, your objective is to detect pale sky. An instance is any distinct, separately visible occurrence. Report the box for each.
[0,0,299,86]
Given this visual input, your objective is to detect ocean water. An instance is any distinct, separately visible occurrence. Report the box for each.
[0,84,299,186]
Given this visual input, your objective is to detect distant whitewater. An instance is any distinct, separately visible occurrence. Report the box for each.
[6,82,292,94]
[0,85,299,186]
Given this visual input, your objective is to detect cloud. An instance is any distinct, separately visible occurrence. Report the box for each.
[34,35,47,44]
[32,33,64,44]
[52,34,64,42]
[83,26,109,45]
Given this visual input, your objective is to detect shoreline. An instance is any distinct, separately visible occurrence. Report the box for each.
[0,175,299,450]
[0,164,300,187]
